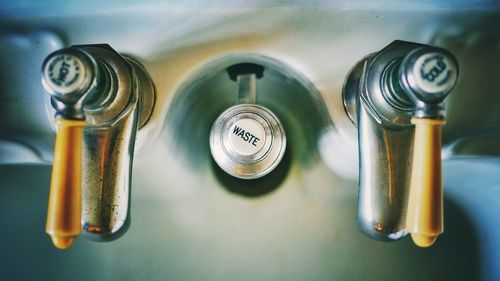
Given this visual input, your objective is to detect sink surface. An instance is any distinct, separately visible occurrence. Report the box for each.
[1,1,499,280]
[1,159,498,280]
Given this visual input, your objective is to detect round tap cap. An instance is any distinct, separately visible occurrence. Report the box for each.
[402,48,459,103]
[42,48,95,99]
[210,104,286,180]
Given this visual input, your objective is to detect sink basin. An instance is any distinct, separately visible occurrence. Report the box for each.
[2,158,498,280]
[1,1,499,280]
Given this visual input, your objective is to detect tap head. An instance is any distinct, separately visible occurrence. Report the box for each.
[399,47,459,118]
[42,48,98,120]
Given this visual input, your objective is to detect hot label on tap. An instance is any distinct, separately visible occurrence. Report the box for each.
[44,53,85,95]
[229,118,266,156]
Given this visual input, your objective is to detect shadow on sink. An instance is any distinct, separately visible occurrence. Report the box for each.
[0,163,487,281]
[211,145,292,197]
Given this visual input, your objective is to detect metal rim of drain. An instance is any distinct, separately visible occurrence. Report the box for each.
[210,104,286,180]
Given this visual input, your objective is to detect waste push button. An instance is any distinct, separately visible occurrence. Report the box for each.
[210,104,286,180]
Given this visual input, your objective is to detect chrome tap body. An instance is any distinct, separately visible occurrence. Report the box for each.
[42,44,155,241]
[343,40,458,241]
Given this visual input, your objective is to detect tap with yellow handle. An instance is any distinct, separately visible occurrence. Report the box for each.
[41,49,99,249]
[399,48,459,247]
[343,41,459,244]
[42,45,156,250]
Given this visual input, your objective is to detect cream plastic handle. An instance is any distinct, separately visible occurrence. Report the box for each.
[46,118,86,249]
[406,117,445,247]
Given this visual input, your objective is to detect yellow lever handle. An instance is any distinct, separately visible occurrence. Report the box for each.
[46,118,86,249]
[406,118,445,247]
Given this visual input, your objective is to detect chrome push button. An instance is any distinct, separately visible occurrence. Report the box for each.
[210,104,286,180]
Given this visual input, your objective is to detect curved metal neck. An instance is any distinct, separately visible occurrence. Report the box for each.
[65,44,155,241]
[237,74,257,105]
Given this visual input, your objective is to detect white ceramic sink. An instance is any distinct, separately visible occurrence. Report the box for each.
[0,1,499,280]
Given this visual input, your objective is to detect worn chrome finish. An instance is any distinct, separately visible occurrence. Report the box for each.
[355,42,421,241]
[342,41,429,241]
[210,73,286,179]
[356,104,414,240]
[80,45,155,241]
[344,40,459,241]
[43,44,156,241]
[342,57,366,125]
[125,56,156,129]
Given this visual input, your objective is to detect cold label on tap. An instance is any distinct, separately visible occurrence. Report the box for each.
[413,52,457,95]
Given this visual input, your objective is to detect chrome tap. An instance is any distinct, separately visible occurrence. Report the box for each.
[343,40,458,245]
[42,44,155,249]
